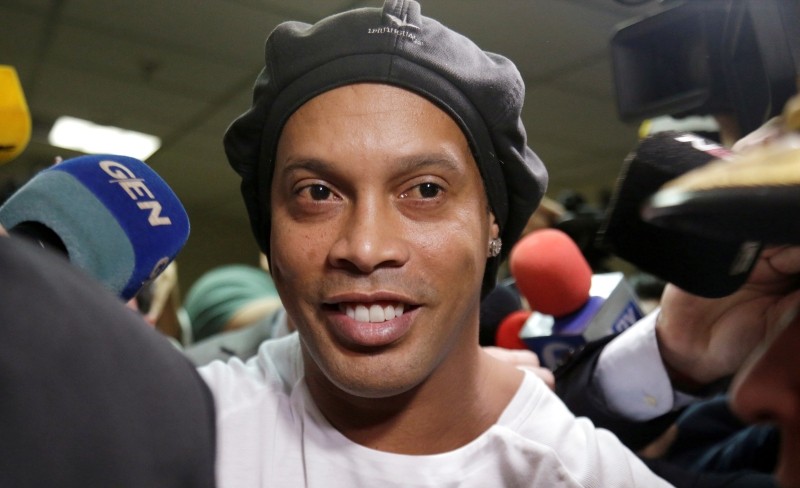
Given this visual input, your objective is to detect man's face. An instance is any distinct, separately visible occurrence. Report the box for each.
[269,83,496,399]
[731,307,800,488]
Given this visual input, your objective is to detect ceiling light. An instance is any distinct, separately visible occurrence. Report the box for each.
[48,116,161,161]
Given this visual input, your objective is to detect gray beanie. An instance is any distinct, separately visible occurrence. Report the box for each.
[223,0,548,296]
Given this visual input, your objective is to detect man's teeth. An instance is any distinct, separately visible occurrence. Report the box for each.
[341,303,405,323]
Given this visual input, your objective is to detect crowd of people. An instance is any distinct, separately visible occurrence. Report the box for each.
[1,1,799,487]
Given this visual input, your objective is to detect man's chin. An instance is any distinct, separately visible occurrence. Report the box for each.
[312,355,422,401]
[326,367,421,400]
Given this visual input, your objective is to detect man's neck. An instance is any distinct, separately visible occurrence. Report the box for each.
[305,346,525,455]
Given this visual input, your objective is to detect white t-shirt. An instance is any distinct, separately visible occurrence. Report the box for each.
[199,333,673,488]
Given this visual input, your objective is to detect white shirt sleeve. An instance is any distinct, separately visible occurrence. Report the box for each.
[593,308,697,421]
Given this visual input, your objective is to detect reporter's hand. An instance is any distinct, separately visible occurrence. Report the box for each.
[656,245,800,388]
[483,346,555,390]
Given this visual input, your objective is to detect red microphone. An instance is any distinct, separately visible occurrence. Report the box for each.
[508,228,644,369]
[495,310,531,350]
[509,228,592,316]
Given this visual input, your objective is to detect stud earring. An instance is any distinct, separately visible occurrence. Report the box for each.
[488,238,502,258]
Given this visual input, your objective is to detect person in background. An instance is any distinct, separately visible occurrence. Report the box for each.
[730,298,800,488]
[130,261,192,346]
[0,225,216,488]
[557,93,800,487]
[182,263,285,365]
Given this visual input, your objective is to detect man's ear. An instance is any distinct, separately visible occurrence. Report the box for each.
[486,214,502,258]
[489,213,500,240]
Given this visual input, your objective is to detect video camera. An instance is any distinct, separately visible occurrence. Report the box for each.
[611,0,800,136]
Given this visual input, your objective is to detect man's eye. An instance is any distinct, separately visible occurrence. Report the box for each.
[305,184,332,201]
[400,182,444,200]
[418,182,441,199]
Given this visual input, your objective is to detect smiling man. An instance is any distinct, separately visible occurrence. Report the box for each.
[197,1,800,487]
[199,0,673,486]
[270,84,502,414]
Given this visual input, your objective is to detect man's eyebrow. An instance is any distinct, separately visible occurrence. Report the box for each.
[279,153,465,175]
[280,158,331,176]
[393,153,464,174]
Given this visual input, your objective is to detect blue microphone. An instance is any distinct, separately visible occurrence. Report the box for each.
[0,154,190,300]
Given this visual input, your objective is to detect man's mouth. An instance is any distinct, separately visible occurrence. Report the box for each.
[338,303,406,323]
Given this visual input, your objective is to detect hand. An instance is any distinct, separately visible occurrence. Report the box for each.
[482,346,555,390]
[656,245,800,388]
[143,262,185,341]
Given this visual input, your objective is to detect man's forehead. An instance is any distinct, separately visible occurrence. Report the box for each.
[288,83,452,122]
[276,83,472,159]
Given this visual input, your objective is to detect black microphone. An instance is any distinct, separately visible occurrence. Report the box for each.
[597,131,763,298]
[643,137,800,244]
[479,279,523,346]
[6,220,69,255]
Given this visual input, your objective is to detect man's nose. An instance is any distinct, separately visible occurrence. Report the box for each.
[327,198,410,274]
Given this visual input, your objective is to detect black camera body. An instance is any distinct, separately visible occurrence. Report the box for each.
[611,0,800,135]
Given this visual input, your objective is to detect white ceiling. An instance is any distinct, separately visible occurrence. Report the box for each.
[0,0,667,285]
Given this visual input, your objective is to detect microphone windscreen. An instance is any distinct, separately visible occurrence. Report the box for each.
[0,66,31,164]
[644,142,800,244]
[479,281,523,346]
[0,154,190,300]
[509,228,592,317]
[495,310,531,350]
[597,131,762,298]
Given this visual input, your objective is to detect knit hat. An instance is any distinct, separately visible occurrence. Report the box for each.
[183,264,277,342]
[223,0,548,295]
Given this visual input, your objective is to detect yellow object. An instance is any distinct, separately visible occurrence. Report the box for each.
[662,143,800,192]
[783,93,800,131]
[0,66,31,164]
[638,119,652,140]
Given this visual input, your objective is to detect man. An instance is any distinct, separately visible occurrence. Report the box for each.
[555,104,800,487]
[182,263,286,365]
[725,111,800,488]
[730,295,800,488]
[202,0,800,486]
[202,0,669,486]
[0,226,217,488]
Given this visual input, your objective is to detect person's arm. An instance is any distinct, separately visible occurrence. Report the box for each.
[556,245,800,449]
[591,311,703,420]
[554,327,684,450]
